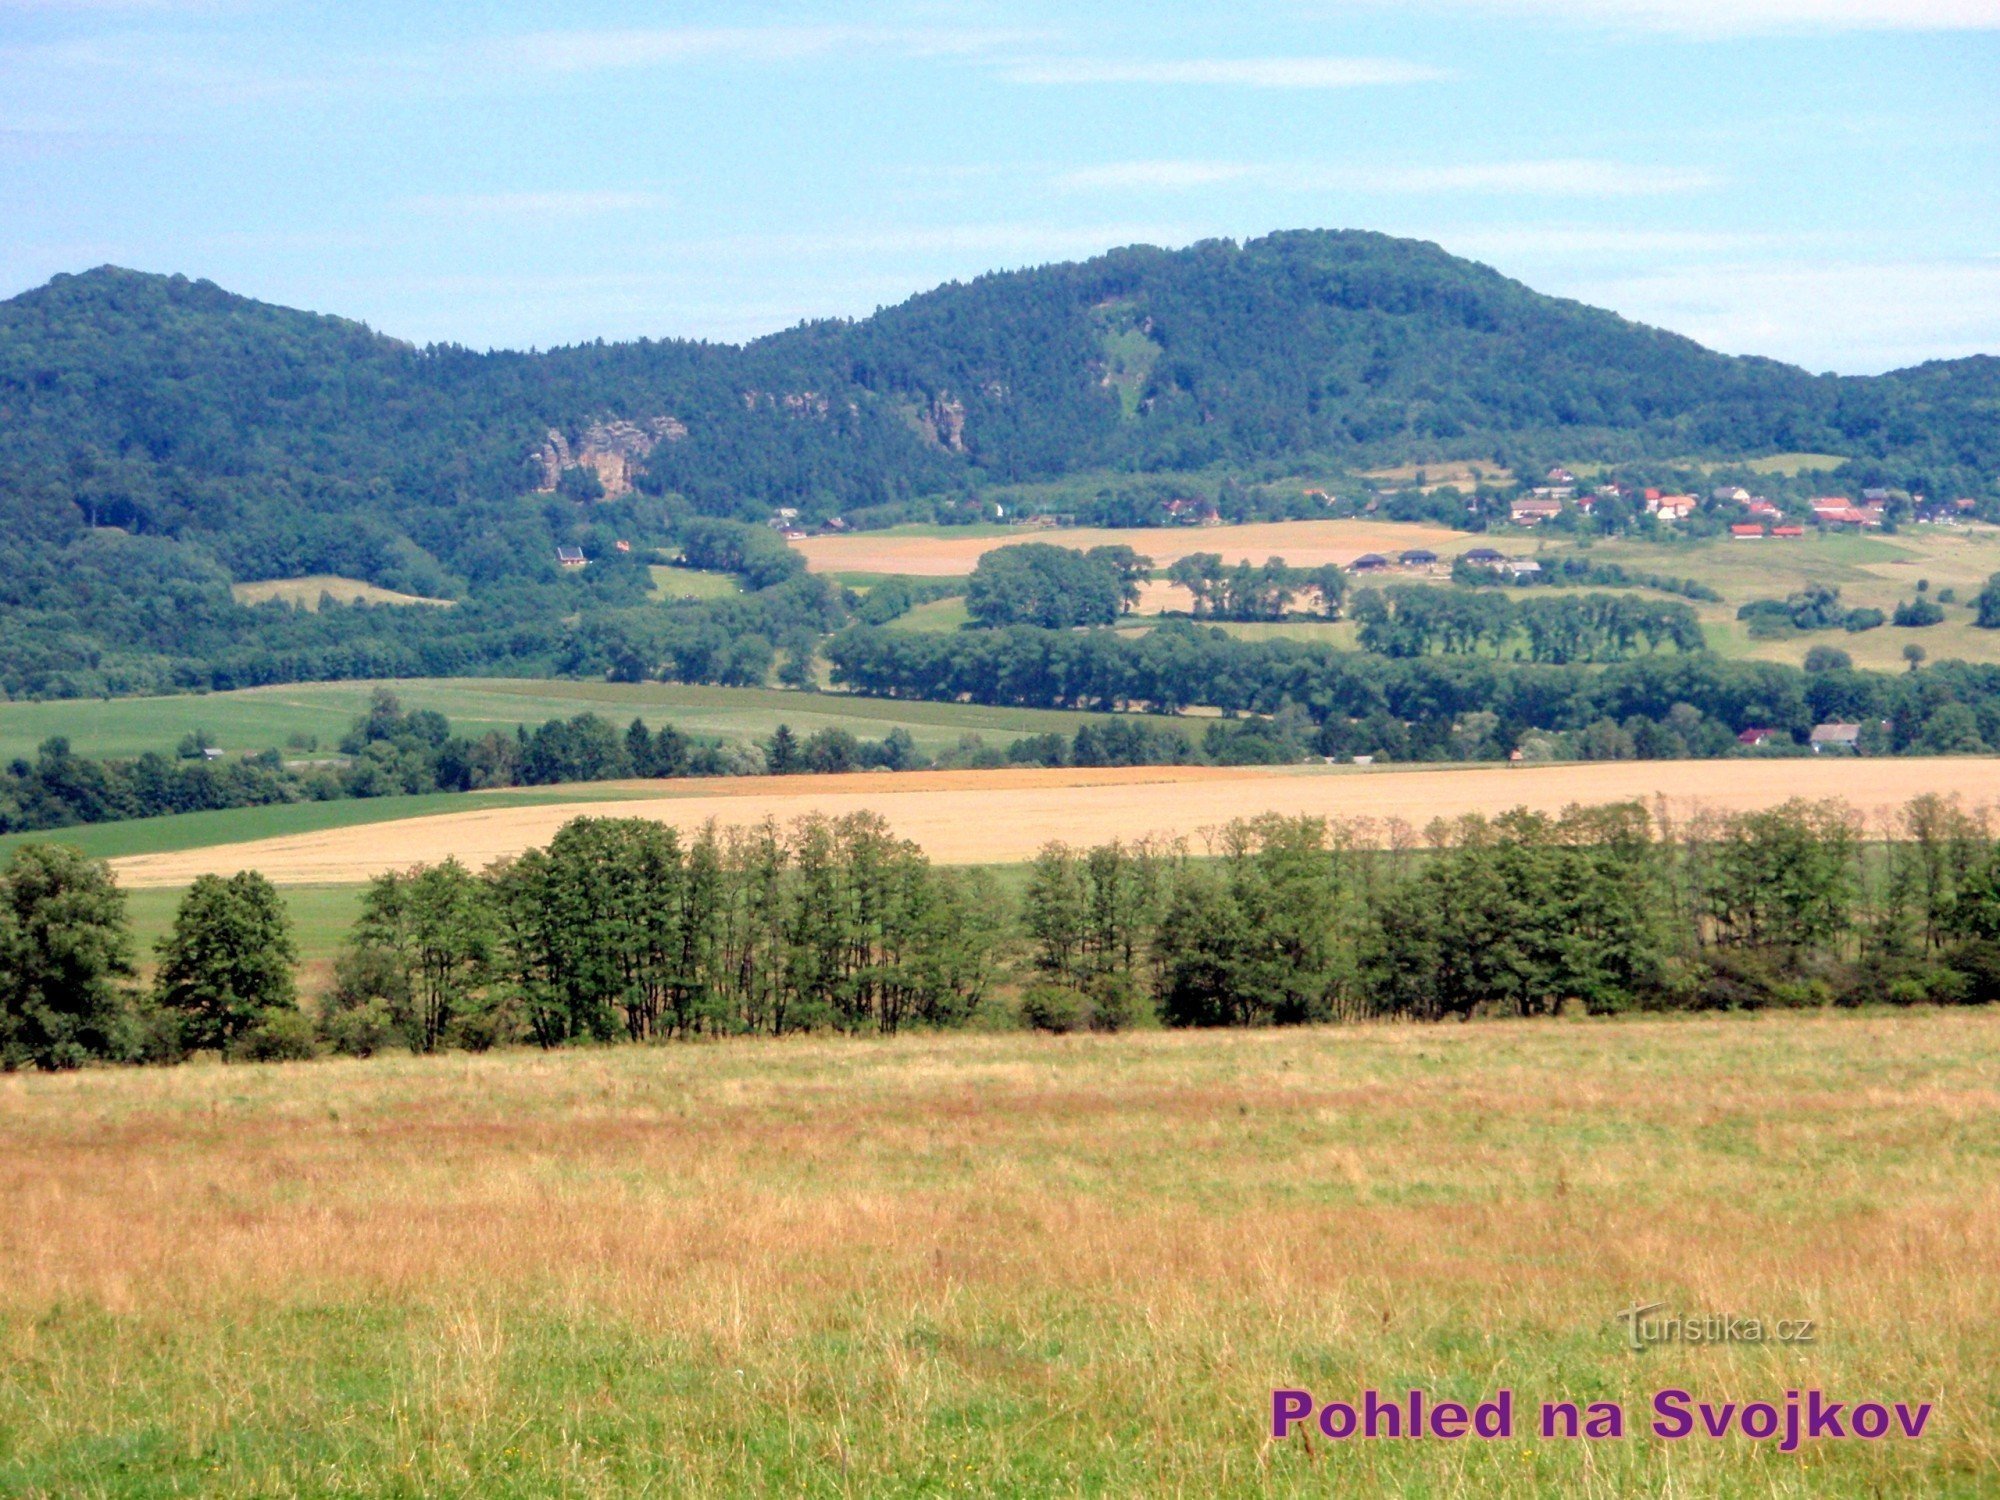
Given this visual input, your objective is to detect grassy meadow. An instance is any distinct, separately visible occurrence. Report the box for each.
[0,680,1122,766]
[0,785,663,865]
[0,1010,1993,1496]
[228,575,453,610]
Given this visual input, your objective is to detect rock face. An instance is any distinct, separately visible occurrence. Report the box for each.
[531,415,686,496]
[919,393,967,453]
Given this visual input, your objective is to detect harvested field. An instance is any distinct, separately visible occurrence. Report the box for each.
[109,757,2000,887]
[793,519,1475,577]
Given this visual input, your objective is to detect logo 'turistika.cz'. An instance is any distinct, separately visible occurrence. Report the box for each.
[1615,1302,1817,1354]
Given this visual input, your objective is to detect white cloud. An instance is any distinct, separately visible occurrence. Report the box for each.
[1573,260,2000,372]
[1006,56,1447,87]
[1056,158,1717,197]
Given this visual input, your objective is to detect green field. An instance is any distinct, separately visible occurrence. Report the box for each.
[1,1010,1992,1495]
[0,785,680,865]
[124,882,364,976]
[0,680,1126,765]
[883,596,974,632]
[649,564,744,601]
[229,575,453,609]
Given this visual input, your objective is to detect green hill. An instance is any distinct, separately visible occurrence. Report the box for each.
[2,229,1995,698]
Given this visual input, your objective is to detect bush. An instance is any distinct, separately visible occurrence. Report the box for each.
[1844,608,1886,632]
[228,1007,320,1062]
[320,997,398,1057]
[1892,597,1945,627]
[1085,972,1143,1032]
[1018,983,1087,1034]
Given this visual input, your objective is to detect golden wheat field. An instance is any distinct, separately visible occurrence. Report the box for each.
[108,758,2000,887]
[2,1012,1995,1496]
[792,519,1476,577]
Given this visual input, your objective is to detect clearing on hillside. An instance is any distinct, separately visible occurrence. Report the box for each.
[106,757,2000,887]
[229,575,453,609]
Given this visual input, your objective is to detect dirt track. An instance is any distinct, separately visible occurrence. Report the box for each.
[793,519,1475,577]
[109,759,2000,887]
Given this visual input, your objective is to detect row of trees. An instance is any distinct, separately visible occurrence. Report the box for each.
[1165,553,1346,621]
[825,620,2000,756]
[10,793,2000,1070]
[1019,795,2000,1028]
[0,814,1001,1069]
[1351,585,1706,662]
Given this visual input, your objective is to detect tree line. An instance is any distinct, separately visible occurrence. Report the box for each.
[825,621,2000,757]
[1351,584,1706,662]
[8,792,2000,1070]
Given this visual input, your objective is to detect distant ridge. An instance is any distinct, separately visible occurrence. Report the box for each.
[1,230,1994,595]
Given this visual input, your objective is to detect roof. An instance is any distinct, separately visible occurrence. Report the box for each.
[1731,524,1767,537]
[556,546,586,562]
[1350,553,1389,567]
[1399,548,1438,562]
[1772,525,1806,537]
[1464,547,1506,561]
[1810,723,1862,743]
[1737,727,1780,744]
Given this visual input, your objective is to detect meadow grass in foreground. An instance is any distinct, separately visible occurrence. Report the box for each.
[0,1010,1995,1496]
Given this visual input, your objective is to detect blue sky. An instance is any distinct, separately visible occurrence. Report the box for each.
[2,0,1995,373]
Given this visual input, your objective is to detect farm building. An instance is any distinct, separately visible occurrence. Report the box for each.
[1730,524,1767,540]
[1810,723,1863,752]
[1463,547,1507,566]
[1737,727,1783,747]
[1399,548,1439,567]
[1349,553,1391,573]
[556,546,587,568]
[1510,498,1563,525]
[1773,525,1805,538]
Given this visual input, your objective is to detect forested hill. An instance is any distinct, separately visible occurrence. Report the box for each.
[3,230,1996,598]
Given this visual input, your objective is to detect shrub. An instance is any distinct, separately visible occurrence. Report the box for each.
[320,997,398,1057]
[1019,983,1087,1034]
[229,1007,320,1062]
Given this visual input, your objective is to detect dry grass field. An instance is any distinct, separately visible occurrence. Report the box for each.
[793,520,1476,577]
[1,1012,1993,1496]
[106,758,2000,887]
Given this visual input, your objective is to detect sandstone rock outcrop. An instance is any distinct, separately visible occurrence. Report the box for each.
[530,415,686,496]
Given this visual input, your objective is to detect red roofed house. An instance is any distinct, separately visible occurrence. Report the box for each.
[1738,727,1783,748]
[1510,497,1564,525]
[1652,494,1697,521]
[1731,524,1767,540]
[1772,525,1806,538]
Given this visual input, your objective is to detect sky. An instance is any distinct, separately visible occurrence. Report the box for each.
[2,0,1996,374]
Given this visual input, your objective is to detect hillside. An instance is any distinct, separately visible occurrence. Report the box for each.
[2,229,1997,701]
[5,231,1996,593]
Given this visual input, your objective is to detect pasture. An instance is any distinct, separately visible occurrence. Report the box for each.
[0,1011,1992,1496]
[0,680,1121,765]
[102,757,2000,888]
[228,575,452,610]
[649,564,743,601]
